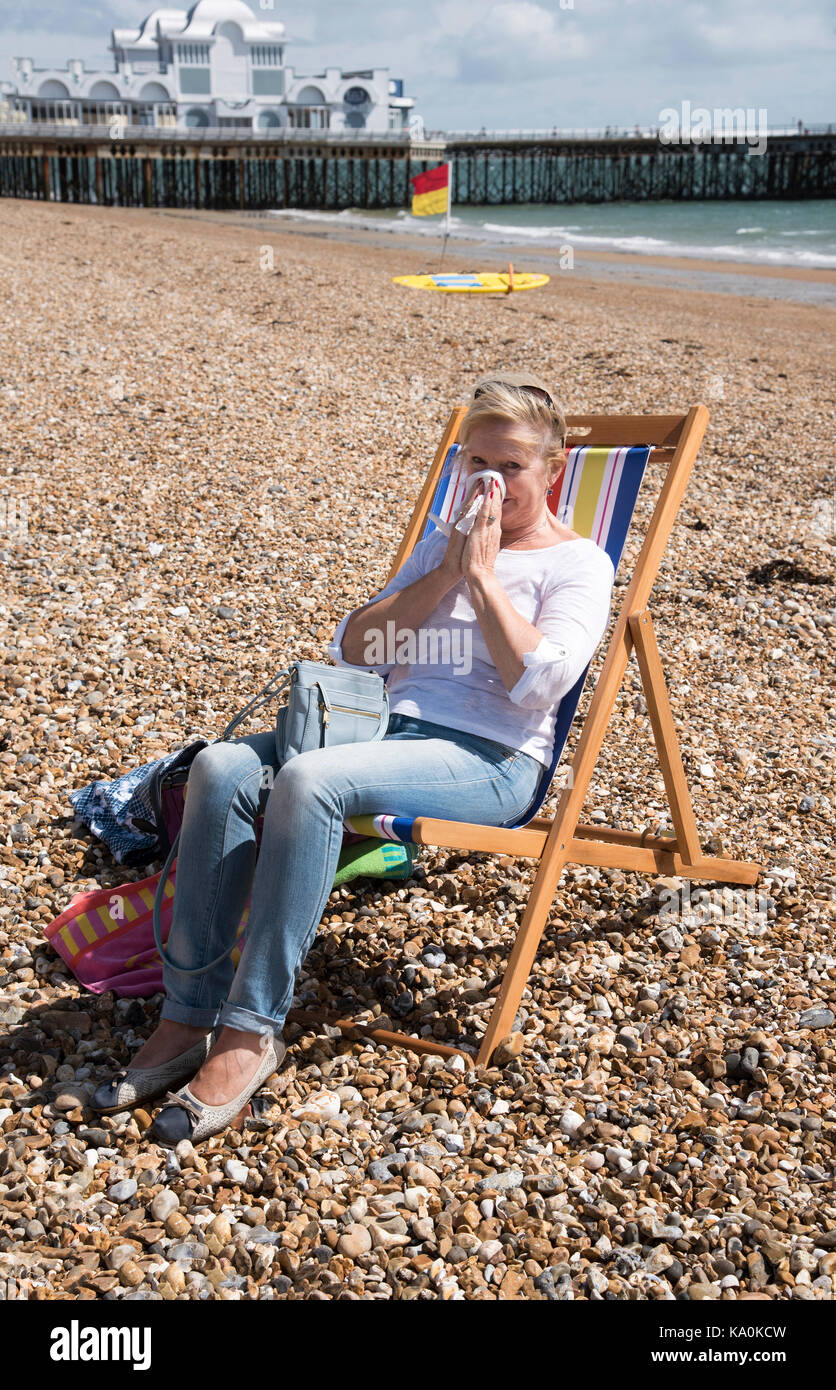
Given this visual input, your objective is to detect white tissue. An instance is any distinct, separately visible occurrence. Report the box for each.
[428,470,507,537]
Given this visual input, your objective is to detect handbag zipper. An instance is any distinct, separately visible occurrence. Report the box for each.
[318,700,382,726]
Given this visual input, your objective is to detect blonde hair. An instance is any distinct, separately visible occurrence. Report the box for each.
[458,379,568,480]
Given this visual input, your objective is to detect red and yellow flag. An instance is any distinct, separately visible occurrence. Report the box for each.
[410,163,450,216]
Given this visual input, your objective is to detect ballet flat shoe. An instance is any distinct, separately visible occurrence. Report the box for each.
[150,1036,285,1146]
[90,1032,214,1114]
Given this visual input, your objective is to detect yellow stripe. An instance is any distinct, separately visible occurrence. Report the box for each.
[126,952,159,970]
[347,815,377,836]
[572,449,610,539]
[137,887,156,912]
[96,904,121,935]
[77,912,98,945]
[59,924,80,957]
[412,188,447,216]
[120,894,140,923]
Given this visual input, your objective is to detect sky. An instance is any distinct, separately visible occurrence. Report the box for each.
[1,0,833,131]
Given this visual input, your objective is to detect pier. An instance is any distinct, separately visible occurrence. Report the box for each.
[0,124,833,209]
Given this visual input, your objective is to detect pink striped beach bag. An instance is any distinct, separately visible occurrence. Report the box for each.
[44,864,247,999]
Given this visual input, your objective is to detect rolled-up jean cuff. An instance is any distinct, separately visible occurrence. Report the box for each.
[159,999,221,1030]
[217,1001,286,1041]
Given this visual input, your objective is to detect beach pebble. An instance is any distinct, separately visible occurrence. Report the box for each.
[338,1223,372,1258]
[559,1110,584,1136]
[422,947,446,968]
[107,1178,138,1203]
[799,1008,834,1029]
[292,1090,341,1123]
[224,1158,249,1186]
[150,1190,180,1222]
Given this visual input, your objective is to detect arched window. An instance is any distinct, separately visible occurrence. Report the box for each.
[38,79,70,99]
[89,80,121,101]
[139,82,170,102]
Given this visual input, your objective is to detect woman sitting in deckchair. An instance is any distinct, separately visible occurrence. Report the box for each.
[92,371,615,1142]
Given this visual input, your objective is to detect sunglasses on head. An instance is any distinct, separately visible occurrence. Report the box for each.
[474,381,557,413]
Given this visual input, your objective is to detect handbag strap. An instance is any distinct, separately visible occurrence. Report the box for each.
[153,829,239,976]
[216,666,292,744]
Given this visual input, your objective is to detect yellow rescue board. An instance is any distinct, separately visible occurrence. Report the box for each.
[393,271,550,294]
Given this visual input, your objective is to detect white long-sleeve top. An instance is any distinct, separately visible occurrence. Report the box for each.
[327,529,615,766]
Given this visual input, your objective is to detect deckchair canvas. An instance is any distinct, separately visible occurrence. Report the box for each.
[289,403,763,1067]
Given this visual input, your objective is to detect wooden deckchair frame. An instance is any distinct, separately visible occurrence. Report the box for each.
[288,404,762,1068]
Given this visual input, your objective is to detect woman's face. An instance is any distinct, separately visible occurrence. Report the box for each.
[460,420,560,533]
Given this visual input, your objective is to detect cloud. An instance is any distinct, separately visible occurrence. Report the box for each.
[0,0,833,127]
[454,2,587,84]
[0,2,138,38]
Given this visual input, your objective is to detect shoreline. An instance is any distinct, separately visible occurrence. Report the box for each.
[155,202,834,307]
[151,205,836,306]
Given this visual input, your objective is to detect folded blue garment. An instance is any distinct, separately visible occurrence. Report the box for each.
[68,742,208,865]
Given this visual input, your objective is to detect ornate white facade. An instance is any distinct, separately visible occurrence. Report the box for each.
[5,0,415,133]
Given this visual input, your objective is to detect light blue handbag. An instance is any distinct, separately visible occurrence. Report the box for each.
[153,660,389,976]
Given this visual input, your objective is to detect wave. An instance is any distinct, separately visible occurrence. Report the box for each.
[481,220,583,237]
[267,207,836,268]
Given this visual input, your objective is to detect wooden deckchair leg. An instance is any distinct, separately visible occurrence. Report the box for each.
[475,842,571,1067]
[628,610,703,865]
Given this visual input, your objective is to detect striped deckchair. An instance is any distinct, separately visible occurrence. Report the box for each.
[290,405,763,1067]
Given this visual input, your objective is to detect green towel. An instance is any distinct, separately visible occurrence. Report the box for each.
[333,837,416,887]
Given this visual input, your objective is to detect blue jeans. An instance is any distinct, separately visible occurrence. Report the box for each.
[159,712,543,1040]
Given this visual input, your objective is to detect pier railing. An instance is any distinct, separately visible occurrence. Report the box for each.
[438,124,834,140]
[1,123,833,206]
[0,121,421,146]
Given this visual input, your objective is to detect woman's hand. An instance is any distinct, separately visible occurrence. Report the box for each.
[437,516,467,584]
[462,479,502,580]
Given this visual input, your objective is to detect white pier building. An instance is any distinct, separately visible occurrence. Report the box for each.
[4,0,416,135]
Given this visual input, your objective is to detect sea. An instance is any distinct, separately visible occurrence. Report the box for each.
[268,198,836,303]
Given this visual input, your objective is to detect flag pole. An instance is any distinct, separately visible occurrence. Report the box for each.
[439,156,452,267]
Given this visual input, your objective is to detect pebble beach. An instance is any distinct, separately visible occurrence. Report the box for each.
[1,197,834,1303]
